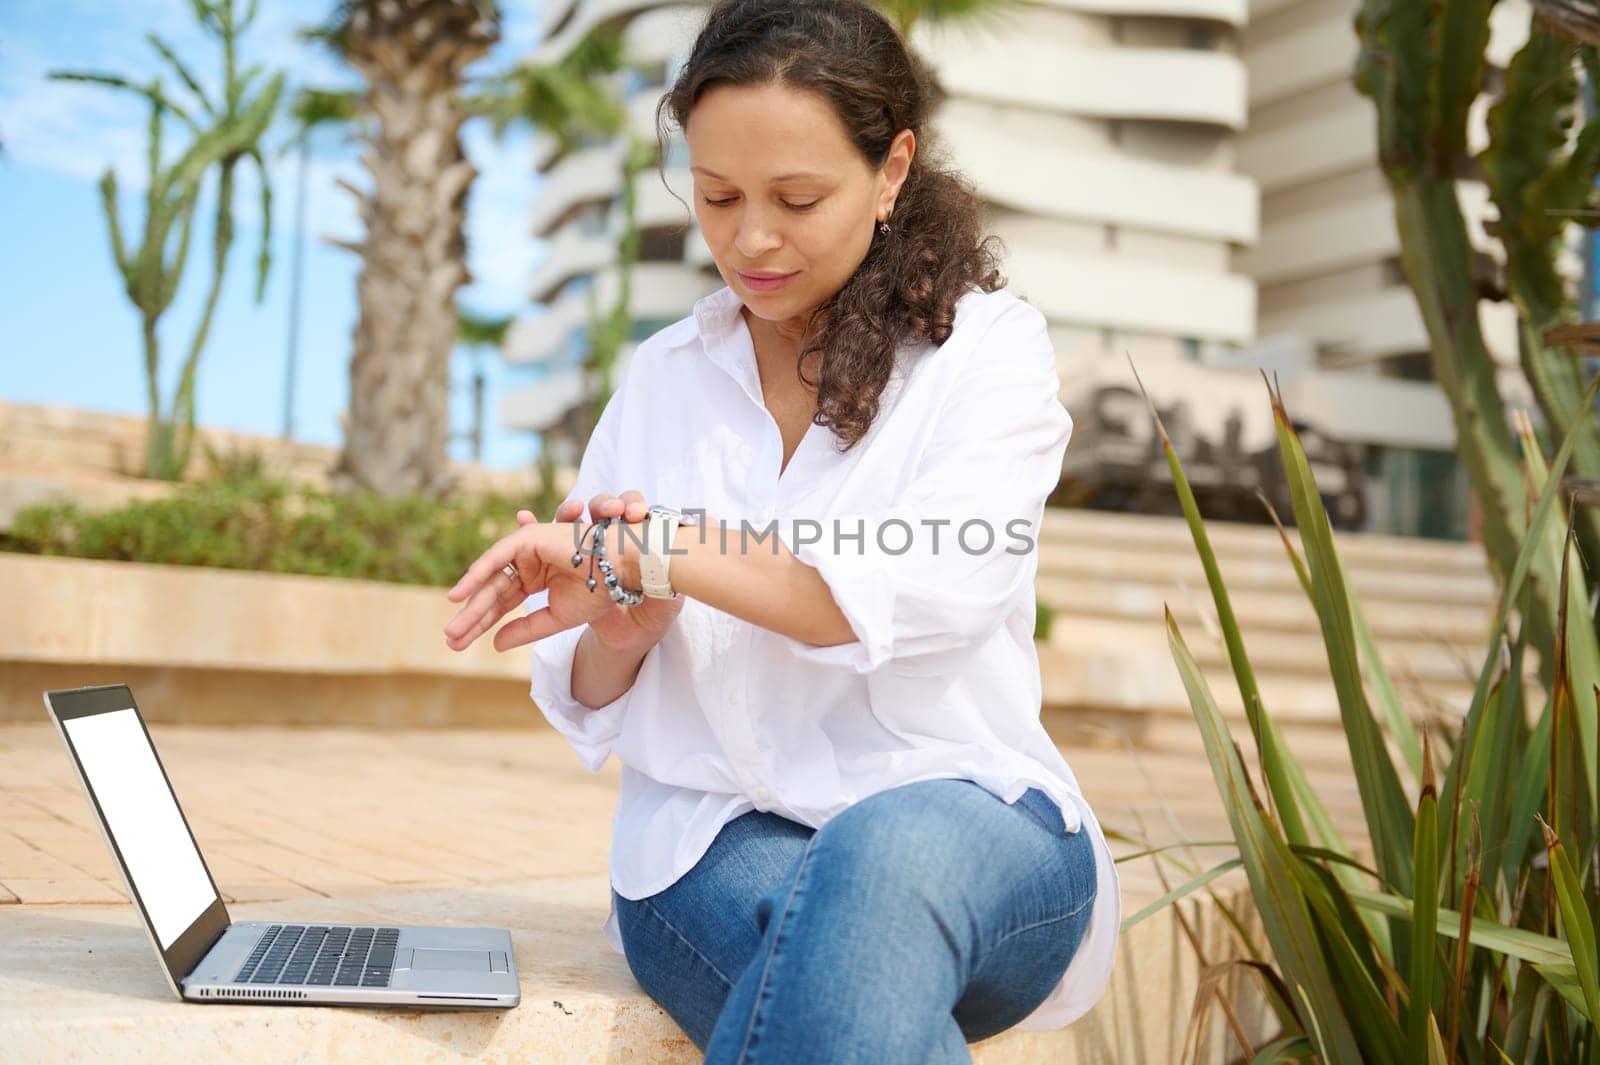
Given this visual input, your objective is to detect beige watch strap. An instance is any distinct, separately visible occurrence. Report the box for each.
[639,508,682,599]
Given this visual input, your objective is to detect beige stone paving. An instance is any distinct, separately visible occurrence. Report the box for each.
[0,719,1370,1062]
[0,719,1372,910]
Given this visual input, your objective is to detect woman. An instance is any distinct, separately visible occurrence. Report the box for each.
[443,0,1119,1059]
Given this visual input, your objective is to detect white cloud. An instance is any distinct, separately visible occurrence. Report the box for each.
[0,0,356,189]
[0,37,153,184]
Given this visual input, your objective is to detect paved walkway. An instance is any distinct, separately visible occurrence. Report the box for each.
[0,721,1365,909]
[0,720,1368,1062]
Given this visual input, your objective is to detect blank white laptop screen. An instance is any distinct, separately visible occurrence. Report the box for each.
[61,708,216,948]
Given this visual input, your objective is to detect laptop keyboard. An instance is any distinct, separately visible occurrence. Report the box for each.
[234,925,400,987]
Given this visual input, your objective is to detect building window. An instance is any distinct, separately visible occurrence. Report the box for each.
[564,325,588,364]
[557,275,596,303]
[575,202,611,236]
[1185,23,1217,50]
[638,228,686,262]
[1384,351,1434,381]
[1365,446,1469,540]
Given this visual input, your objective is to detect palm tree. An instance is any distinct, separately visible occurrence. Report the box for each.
[317,0,499,499]
[485,26,626,151]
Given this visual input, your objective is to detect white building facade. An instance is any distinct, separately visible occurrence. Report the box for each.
[502,0,1558,537]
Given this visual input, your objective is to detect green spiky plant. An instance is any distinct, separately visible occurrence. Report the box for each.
[51,0,284,483]
[1354,0,1600,692]
[1127,368,1600,1063]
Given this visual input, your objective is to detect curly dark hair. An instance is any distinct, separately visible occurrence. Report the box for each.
[655,0,1006,451]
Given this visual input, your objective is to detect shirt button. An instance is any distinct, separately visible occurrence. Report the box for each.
[755,787,772,803]
[727,692,739,705]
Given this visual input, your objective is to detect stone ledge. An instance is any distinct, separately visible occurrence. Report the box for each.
[0,546,1504,731]
[1,553,517,681]
[0,874,1264,1064]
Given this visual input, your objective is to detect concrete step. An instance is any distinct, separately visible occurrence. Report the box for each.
[1036,542,1494,608]
[1048,613,1489,686]
[1038,574,1493,645]
[1037,643,1482,719]
[1037,509,1488,576]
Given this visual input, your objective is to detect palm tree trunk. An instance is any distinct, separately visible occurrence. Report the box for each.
[330,2,496,499]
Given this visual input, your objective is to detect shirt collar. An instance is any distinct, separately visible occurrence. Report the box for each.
[689,283,919,406]
[691,285,764,407]
[691,283,745,341]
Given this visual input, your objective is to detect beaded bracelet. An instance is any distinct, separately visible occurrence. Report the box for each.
[571,517,645,606]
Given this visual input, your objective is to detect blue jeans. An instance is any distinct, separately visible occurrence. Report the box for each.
[613,777,1098,1064]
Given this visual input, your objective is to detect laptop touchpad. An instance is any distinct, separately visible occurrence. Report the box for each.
[410,948,492,971]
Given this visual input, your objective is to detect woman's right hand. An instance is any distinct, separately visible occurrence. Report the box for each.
[518,490,686,655]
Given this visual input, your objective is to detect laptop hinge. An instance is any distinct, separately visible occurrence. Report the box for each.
[182,920,234,988]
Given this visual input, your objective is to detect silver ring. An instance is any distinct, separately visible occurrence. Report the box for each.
[501,562,519,583]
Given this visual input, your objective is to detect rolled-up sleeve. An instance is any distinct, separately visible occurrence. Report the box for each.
[527,595,632,773]
[778,298,1072,674]
[526,380,634,773]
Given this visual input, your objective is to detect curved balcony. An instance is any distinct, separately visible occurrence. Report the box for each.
[1240,84,1375,193]
[506,261,718,365]
[1240,182,1491,286]
[1261,285,1520,367]
[620,5,703,66]
[503,297,590,368]
[626,88,670,144]
[635,167,695,230]
[529,228,616,304]
[537,89,677,182]
[1247,5,1357,108]
[1039,0,1245,23]
[1002,237,1257,344]
[500,364,591,435]
[531,0,670,67]
[538,0,583,41]
[916,27,1247,128]
[530,142,626,239]
[937,102,1257,244]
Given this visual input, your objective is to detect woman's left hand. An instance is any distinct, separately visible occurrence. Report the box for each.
[442,513,632,654]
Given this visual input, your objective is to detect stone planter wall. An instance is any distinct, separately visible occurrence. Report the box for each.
[1,553,535,726]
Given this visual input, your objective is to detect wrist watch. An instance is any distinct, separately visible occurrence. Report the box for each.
[639,505,696,599]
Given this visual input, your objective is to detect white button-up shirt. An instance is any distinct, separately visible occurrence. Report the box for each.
[524,283,1119,1030]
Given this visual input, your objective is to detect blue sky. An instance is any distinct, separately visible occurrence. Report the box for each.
[1,0,553,471]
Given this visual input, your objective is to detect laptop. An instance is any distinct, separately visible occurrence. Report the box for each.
[43,683,521,1009]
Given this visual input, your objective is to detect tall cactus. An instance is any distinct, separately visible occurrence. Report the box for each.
[1480,29,1600,567]
[1355,0,1599,685]
[52,0,283,482]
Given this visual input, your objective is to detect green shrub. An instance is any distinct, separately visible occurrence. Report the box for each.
[1035,599,1056,643]
[1131,374,1600,1064]
[0,459,528,588]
